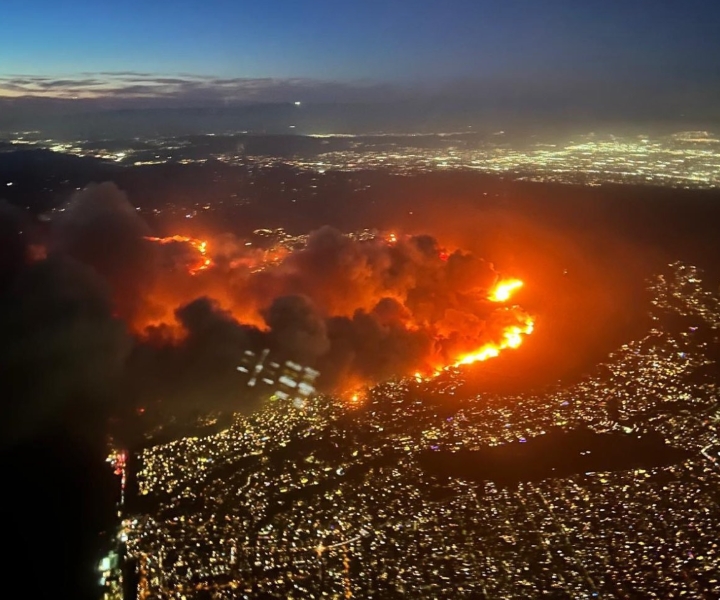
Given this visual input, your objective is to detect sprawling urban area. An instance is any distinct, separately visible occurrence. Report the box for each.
[98,262,720,599]
[4,129,720,188]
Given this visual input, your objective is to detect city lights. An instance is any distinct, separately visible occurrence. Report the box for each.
[121,262,720,598]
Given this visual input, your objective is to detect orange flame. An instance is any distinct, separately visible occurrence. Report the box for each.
[144,235,214,275]
[451,278,533,367]
[452,315,534,367]
[342,387,367,408]
[419,278,534,376]
[489,278,523,302]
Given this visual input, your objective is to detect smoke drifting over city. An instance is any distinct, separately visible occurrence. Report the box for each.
[0,182,533,431]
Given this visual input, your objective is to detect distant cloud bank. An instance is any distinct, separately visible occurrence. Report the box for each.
[0,71,718,132]
[0,72,407,106]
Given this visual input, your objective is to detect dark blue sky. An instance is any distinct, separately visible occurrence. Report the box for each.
[1,0,719,111]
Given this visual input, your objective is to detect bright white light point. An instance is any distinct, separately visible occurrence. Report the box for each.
[294,101,301,106]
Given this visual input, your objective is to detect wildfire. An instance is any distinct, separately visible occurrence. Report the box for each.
[144,235,213,275]
[489,278,523,302]
[452,316,535,367]
[135,228,535,389]
[342,389,367,408]
[435,277,534,373]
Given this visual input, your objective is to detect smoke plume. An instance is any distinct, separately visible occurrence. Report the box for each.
[0,183,533,430]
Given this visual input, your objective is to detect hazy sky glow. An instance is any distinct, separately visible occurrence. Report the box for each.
[1,0,719,113]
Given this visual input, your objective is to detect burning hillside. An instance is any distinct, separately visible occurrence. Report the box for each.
[5,183,535,411]
[140,222,534,384]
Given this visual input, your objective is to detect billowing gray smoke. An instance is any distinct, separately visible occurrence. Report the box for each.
[0,183,530,437]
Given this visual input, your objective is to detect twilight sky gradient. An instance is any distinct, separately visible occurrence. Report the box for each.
[1,0,719,117]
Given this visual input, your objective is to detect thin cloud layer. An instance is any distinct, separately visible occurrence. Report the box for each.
[1,72,718,127]
[0,72,406,105]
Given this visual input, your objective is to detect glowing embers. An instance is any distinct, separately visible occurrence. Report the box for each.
[341,386,368,408]
[144,235,213,275]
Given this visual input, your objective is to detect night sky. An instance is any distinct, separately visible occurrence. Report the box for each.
[2,0,719,110]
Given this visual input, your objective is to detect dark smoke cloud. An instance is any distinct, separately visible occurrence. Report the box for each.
[321,305,434,388]
[264,295,330,361]
[127,298,267,412]
[214,226,517,386]
[0,183,151,445]
[132,224,514,391]
[246,226,497,321]
[138,218,523,399]
[0,255,130,444]
[0,200,29,288]
[0,182,532,444]
[52,182,156,320]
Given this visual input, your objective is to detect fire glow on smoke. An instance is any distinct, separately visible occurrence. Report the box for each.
[142,229,535,387]
[24,183,541,410]
[144,235,213,275]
